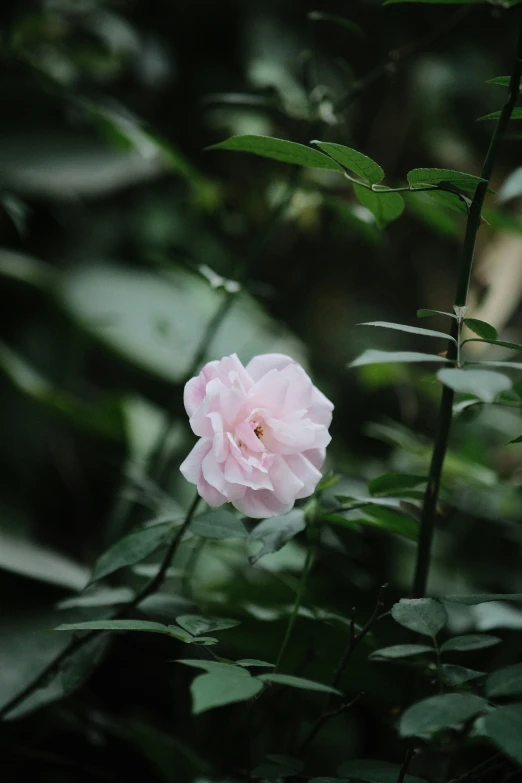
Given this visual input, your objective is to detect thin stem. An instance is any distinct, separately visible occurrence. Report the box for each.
[0,492,201,721]
[274,538,315,673]
[445,752,503,783]
[412,10,522,599]
[297,693,362,757]
[397,747,414,783]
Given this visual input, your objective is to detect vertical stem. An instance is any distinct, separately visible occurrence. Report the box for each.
[274,539,315,672]
[412,10,522,598]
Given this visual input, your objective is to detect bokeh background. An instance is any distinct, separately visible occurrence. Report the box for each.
[2,1,522,781]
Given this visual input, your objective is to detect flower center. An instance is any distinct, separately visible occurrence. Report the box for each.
[254,424,264,439]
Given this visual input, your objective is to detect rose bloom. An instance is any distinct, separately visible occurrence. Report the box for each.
[180,353,333,518]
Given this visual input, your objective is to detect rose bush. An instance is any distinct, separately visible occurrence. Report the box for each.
[180,353,333,517]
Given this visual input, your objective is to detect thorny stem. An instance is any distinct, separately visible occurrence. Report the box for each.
[412,9,522,599]
[0,492,201,720]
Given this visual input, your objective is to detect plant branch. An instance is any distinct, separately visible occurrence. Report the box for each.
[297,585,387,756]
[274,532,316,672]
[412,9,522,599]
[0,492,201,721]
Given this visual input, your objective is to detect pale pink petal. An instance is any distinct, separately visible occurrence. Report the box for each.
[233,488,294,519]
[246,354,297,382]
[309,386,334,427]
[224,455,273,491]
[285,453,322,499]
[247,370,289,416]
[179,438,212,484]
[198,477,228,507]
[202,451,228,494]
[302,447,326,469]
[235,421,265,453]
[268,455,304,504]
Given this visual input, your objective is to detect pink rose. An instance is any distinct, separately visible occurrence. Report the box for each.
[180,353,333,518]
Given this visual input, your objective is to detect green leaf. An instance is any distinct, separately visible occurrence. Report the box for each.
[464,319,498,340]
[419,189,470,215]
[437,368,512,403]
[486,76,522,87]
[337,759,428,783]
[349,350,449,368]
[483,704,522,763]
[175,615,240,635]
[441,634,501,652]
[89,523,173,584]
[487,664,522,698]
[441,665,485,687]
[249,509,305,565]
[206,136,343,171]
[359,321,454,342]
[61,635,110,694]
[391,598,448,638]
[444,594,522,604]
[417,309,457,319]
[311,142,383,184]
[190,667,263,714]
[407,168,486,192]
[463,337,522,352]
[58,587,135,609]
[342,505,419,541]
[369,644,435,660]
[353,184,405,227]
[252,762,298,779]
[257,673,341,695]
[307,11,365,38]
[190,510,248,539]
[236,659,275,668]
[369,473,426,497]
[498,167,522,201]
[0,528,88,590]
[176,659,241,673]
[400,694,488,738]
[478,107,522,121]
[54,620,194,642]
[509,435,522,444]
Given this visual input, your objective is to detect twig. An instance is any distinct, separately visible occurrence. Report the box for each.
[445,752,504,783]
[0,492,201,721]
[412,7,522,599]
[297,584,388,755]
[297,693,362,756]
[397,746,415,783]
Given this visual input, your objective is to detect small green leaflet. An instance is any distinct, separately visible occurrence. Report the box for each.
[88,522,173,584]
[206,136,343,171]
[483,704,522,763]
[311,141,384,184]
[369,644,434,660]
[440,634,501,652]
[349,350,449,368]
[53,619,207,644]
[463,337,522,351]
[444,593,522,604]
[190,509,248,539]
[189,666,263,714]
[486,76,522,88]
[391,598,448,638]
[441,665,485,687]
[257,673,341,695]
[61,635,110,694]
[417,309,456,319]
[175,615,240,635]
[437,368,512,403]
[369,473,426,497]
[478,107,522,121]
[464,318,498,340]
[248,509,305,565]
[400,694,488,738]
[337,759,428,783]
[353,184,405,227]
[359,320,454,342]
[407,168,485,192]
[487,664,522,698]
[307,11,365,39]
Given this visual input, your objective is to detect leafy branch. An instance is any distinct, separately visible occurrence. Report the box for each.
[412,6,522,599]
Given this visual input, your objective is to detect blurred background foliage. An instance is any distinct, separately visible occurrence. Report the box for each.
[2,0,522,781]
